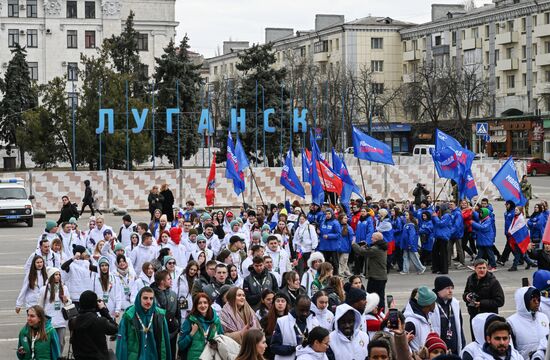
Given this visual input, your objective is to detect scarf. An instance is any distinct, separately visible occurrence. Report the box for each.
[220,302,258,333]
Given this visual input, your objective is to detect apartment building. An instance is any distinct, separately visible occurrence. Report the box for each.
[206,14,415,153]
[400,0,550,159]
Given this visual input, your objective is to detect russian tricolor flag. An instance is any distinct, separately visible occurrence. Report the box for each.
[508,213,530,254]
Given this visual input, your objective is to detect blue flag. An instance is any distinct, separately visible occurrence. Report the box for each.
[225,132,246,196]
[310,137,325,206]
[432,129,474,181]
[491,157,527,206]
[280,149,305,198]
[302,149,311,183]
[458,168,478,200]
[332,148,362,205]
[352,126,394,165]
[235,138,250,172]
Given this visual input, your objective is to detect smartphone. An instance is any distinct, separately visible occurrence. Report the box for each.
[386,295,394,309]
[388,308,399,329]
[522,277,529,287]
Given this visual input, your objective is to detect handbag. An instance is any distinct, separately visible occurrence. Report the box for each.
[62,304,78,321]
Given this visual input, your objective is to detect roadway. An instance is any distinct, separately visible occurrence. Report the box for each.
[0,175,547,358]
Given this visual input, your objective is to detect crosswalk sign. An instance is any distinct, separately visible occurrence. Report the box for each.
[476,123,488,135]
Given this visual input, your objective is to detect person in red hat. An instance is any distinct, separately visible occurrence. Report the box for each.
[423,332,448,359]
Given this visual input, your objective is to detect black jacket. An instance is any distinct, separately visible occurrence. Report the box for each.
[83,185,93,204]
[160,189,174,221]
[151,283,180,337]
[57,202,79,225]
[69,308,118,360]
[279,286,307,308]
[529,249,550,271]
[243,268,279,308]
[462,271,505,316]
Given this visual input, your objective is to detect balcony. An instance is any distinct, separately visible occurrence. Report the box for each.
[403,49,420,62]
[536,53,550,67]
[432,45,450,56]
[313,51,329,63]
[534,24,550,38]
[496,58,519,71]
[462,38,481,50]
[495,31,519,45]
[535,83,550,95]
[403,73,416,83]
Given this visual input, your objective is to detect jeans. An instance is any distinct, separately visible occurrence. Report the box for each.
[338,253,352,276]
[56,327,66,354]
[448,237,465,265]
[477,245,496,268]
[402,250,426,273]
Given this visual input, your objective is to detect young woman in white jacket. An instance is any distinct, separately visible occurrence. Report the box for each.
[15,255,48,313]
[38,267,71,353]
[114,254,136,311]
[311,291,334,329]
[294,214,319,275]
[91,256,123,318]
[131,261,154,302]
[295,326,330,360]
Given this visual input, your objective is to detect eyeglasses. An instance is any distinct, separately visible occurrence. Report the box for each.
[167,261,176,265]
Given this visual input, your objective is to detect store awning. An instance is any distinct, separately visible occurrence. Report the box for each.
[488,135,506,143]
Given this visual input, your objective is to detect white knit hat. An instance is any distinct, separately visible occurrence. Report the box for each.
[364,292,380,314]
[307,251,325,268]
[46,267,60,280]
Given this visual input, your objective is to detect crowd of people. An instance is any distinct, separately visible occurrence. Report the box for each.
[14,183,550,360]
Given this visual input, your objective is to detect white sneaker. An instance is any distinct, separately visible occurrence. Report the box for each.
[399,271,408,275]
[417,267,426,275]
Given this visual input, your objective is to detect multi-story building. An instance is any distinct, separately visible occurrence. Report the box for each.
[0,0,177,89]
[400,0,550,159]
[0,0,178,169]
[205,14,415,153]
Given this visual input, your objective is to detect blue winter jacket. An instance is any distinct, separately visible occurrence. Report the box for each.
[307,209,325,226]
[472,216,495,247]
[419,220,434,251]
[450,208,464,239]
[318,217,341,252]
[504,209,515,236]
[486,204,497,238]
[432,213,452,240]
[528,212,547,240]
[356,217,375,245]
[377,218,394,244]
[403,223,420,252]
[392,216,405,249]
[338,225,354,253]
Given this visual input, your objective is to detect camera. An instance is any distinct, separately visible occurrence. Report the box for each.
[178,297,189,310]
[467,292,479,307]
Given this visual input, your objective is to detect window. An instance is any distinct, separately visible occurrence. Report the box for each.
[495,49,500,64]
[506,47,514,59]
[68,92,78,109]
[85,31,96,48]
[320,63,327,75]
[533,15,538,27]
[136,33,148,51]
[213,66,218,75]
[335,38,339,50]
[534,72,537,84]
[371,60,383,72]
[507,20,514,31]
[522,45,526,59]
[28,62,38,81]
[546,13,550,25]
[534,43,538,56]
[371,38,383,49]
[485,25,490,37]
[523,73,527,86]
[372,83,384,94]
[27,29,38,48]
[138,64,148,79]
[27,0,37,17]
[451,31,457,46]
[472,27,479,38]
[507,75,515,89]
[434,35,442,46]
[496,76,500,90]
[314,40,328,53]
[329,40,332,52]
[67,62,78,81]
[67,1,77,18]
[8,29,19,47]
[461,30,466,40]
[8,0,19,17]
[521,17,526,32]
[67,30,78,48]
[412,39,418,50]
[85,1,95,18]
[546,41,550,54]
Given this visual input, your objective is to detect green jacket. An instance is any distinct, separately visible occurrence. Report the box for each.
[521,180,532,199]
[116,288,171,360]
[178,312,224,360]
[17,319,60,360]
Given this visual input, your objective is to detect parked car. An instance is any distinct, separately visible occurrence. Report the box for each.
[0,178,34,227]
[526,158,550,176]
[412,144,435,156]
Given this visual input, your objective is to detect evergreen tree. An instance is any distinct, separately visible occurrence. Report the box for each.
[153,35,202,167]
[0,44,36,169]
[217,43,294,166]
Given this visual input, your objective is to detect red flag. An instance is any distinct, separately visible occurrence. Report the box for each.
[206,154,216,206]
[305,149,344,194]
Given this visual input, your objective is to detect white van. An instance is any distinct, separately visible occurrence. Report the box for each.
[412,145,435,156]
[0,178,34,227]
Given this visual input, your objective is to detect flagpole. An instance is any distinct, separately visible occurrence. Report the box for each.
[249,168,266,207]
[357,158,368,200]
[434,179,450,203]
[473,182,491,208]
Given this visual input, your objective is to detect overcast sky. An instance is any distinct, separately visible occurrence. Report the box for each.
[175,0,491,58]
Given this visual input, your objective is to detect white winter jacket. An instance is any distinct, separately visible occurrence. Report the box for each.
[296,345,329,360]
[329,304,370,360]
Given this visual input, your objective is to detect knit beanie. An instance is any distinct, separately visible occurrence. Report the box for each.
[46,267,60,280]
[163,255,175,266]
[261,224,271,232]
[72,244,86,255]
[417,286,437,306]
[45,220,57,232]
[103,229,113,236]
[69,217,77,225]
[200,212,212,221]
[114,243,125,252]
[98,256,110,266]
[345,287,367,306]
[79,290,98,311]
[196,234,207,243]
[480,208,490,219]
[434,276,454,293]
[425,332,448,353]
[230,220,239,228]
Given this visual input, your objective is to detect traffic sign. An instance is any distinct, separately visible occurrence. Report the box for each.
[476,123,489,135]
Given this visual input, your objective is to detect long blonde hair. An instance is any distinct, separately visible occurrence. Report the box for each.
[226,287,255,326]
